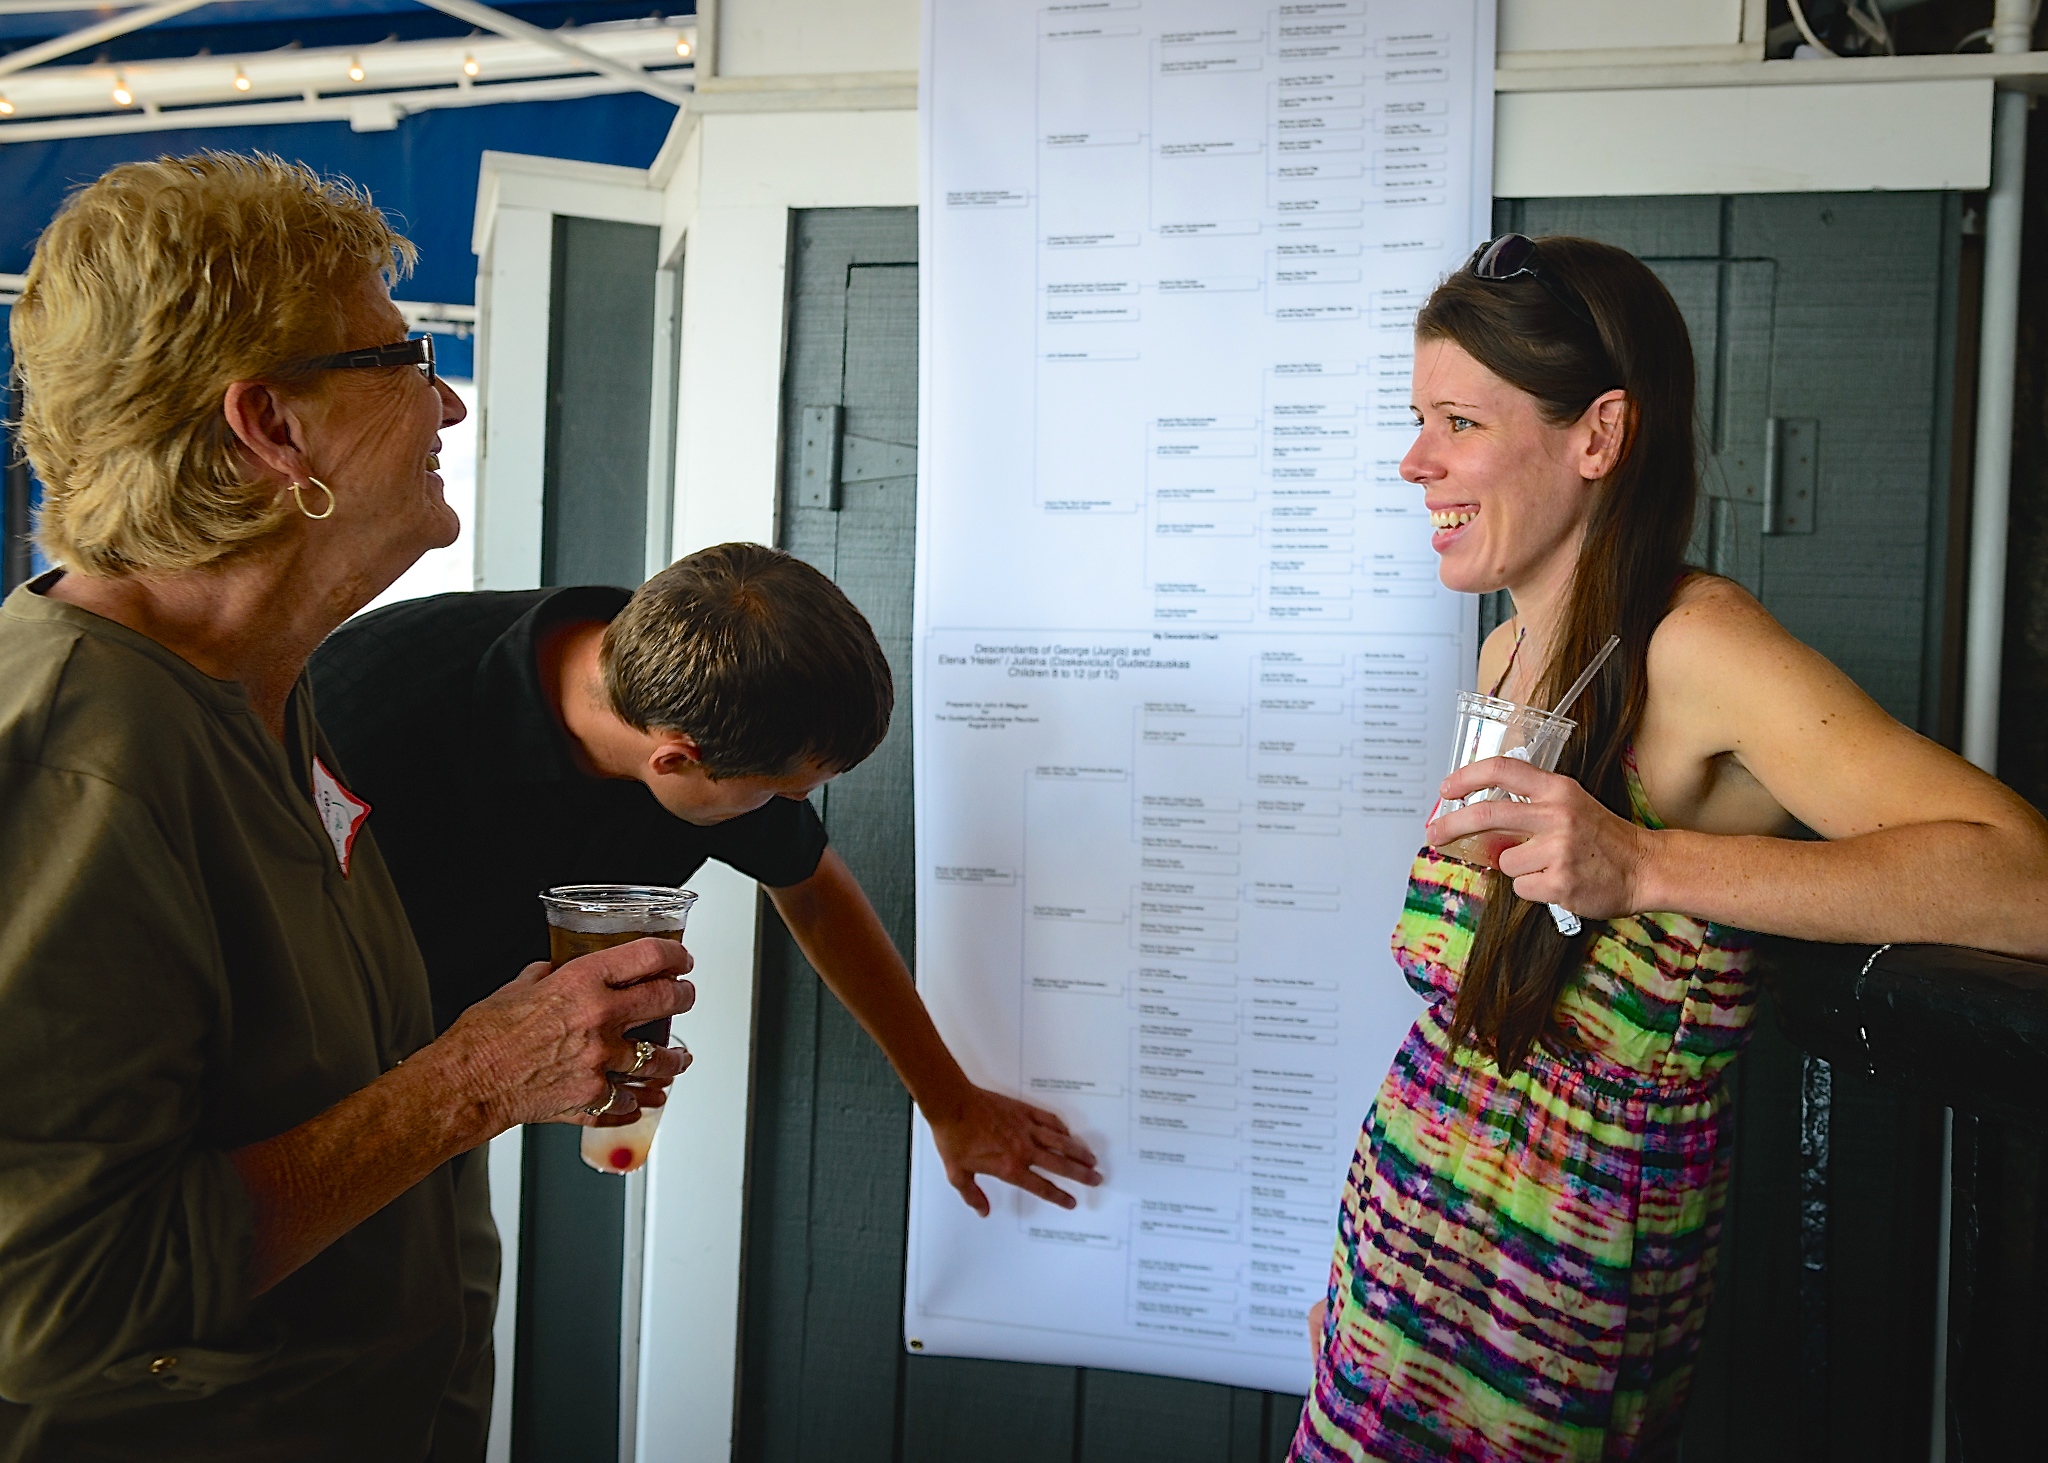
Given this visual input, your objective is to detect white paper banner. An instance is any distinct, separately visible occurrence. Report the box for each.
[909,0,1495,1394]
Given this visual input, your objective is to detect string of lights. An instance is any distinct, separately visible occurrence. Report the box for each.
[0,13,693,134]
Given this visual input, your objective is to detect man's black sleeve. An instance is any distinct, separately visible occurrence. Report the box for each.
[704,795,830,889]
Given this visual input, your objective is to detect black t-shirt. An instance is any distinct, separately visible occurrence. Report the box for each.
[309,587,828,1032]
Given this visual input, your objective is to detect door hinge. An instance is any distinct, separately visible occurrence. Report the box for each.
[798,405,843,510]
[798,406,915,510]
[1764,416,1818,535]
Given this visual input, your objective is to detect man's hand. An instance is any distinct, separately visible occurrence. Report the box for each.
[926,1086,1102,1216]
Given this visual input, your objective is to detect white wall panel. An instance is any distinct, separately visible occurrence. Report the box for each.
[1499,0,1743,53]
[1495,79,1994,196]
[474,205,550,590]
[716,0,918,78]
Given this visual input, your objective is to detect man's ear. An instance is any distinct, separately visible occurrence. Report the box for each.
[647,733,707,778]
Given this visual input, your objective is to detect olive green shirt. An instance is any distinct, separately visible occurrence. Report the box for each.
[0,581,477,1459]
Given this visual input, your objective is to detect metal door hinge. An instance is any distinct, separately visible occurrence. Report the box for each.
[1764,416,1818,535]
[841,433,916,485]
[798,407,916,510]
[798,405,843,510]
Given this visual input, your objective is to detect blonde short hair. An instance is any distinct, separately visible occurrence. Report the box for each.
[9,151,416,575]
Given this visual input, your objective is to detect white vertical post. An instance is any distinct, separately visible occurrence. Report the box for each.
[633,860,761,1462]
[644,262,682,581]
[618,1166,649,1463]
[1962,16,2032,776]
[476,205,554,591]
[485,1125,526,1463]
[1943,17,2032,1460]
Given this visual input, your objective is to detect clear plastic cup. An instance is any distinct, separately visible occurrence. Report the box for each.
[1433,690,1576,870]
[540,884,697,1175]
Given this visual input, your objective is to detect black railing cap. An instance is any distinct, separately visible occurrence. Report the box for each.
[1762,939,2048,1127]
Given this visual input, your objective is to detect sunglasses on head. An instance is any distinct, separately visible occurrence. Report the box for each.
[1466,234,1598,331]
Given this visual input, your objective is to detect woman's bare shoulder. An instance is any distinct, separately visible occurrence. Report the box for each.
[1650,572,1796,672]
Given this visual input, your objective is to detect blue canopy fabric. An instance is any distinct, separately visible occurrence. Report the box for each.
[0,0,689,55]
[0,87,677,319]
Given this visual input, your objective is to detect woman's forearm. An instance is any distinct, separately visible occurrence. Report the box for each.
[227,937,694,1293]
[1637,819,2048,960]
[228,1048,491,1294]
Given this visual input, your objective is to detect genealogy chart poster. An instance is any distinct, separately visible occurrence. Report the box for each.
[907,0,1495,1393]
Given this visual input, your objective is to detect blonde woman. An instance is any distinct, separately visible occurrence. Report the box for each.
[0,154,689,1458]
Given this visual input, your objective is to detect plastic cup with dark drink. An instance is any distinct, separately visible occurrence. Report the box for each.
[540,884,698,1175]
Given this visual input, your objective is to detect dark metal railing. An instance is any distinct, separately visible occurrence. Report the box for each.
[1762,939,2048,1462]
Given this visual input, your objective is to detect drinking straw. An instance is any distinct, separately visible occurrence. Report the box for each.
[1544,633,1621,938]
[1550,634,1621,718]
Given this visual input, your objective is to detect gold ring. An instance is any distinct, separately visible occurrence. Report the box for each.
[582,1083,621,1118]
[624,1040,656,1079]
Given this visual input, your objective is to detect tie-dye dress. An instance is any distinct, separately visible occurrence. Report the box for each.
[1291,753,1757,1463]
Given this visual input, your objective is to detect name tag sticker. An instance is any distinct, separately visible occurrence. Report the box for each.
[310,757,371,876]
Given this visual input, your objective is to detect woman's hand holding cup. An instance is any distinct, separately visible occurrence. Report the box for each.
[1427,754,1654,920]
[433,936,696,1136]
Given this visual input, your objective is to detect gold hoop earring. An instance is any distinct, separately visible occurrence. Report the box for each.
[290,476,336,521]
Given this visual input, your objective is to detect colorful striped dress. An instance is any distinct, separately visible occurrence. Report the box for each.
[1291,753,1757,1462]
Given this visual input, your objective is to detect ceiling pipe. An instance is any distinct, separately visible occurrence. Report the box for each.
[406,0,692,106]
[0,0,214,82]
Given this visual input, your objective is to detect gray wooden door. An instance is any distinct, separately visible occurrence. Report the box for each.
[738,207,1306,1463]
[1499,193,1961,1461]
[542,214,661,590]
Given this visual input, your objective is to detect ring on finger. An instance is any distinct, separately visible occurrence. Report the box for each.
[623,1039,657,1078]
[582,1083,621,1118]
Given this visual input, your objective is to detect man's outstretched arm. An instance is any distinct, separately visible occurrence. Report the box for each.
[766,848,1103,1213]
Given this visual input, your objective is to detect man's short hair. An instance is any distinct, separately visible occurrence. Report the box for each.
[12,151,415,575]
[600,543,894,779]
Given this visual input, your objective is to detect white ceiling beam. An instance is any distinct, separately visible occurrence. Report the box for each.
[406,0,690,105]
[0,0,215,81]
[0,69,658,141]
[0,20,691,123]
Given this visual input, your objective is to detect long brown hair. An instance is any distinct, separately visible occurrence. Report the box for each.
[1418,237,1699,1075]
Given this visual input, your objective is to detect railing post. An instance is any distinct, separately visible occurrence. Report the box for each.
[1798,1052,1833,1453]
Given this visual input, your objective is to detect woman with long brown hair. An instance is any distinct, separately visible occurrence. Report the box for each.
[1291,235,2048,1461]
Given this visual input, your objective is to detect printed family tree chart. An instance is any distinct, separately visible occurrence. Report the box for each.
[908,0,1496,1392]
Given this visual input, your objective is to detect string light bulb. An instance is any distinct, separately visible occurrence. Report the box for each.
[675,35,692,57]
[0,94,13,116]
[462,53,480,76]
[110,72,133,106]
[346,55,365,83]
[232,67,251,91]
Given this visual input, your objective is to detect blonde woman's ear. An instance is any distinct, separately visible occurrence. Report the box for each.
[222,379,311,486]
